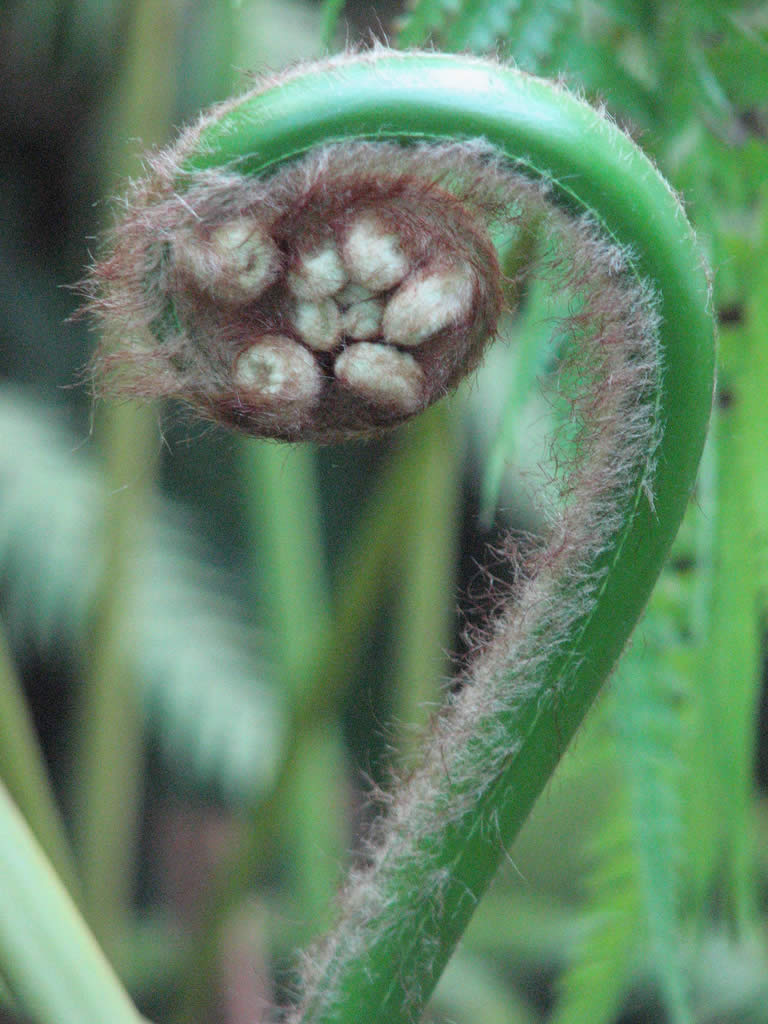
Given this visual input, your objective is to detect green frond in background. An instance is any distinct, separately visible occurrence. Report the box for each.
[471,231,573,526]
[553,595,693,1024]
[0,388,282,803]
[399,0,577,70]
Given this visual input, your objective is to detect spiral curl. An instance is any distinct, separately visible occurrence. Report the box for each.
[87,122,524,441]
[81,51,714,1024]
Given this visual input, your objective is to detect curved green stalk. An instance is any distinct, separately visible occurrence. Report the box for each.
[100,51,714,1023]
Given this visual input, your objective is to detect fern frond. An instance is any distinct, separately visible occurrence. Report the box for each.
[0,387,282,803]
[471,235,572,525]
[396,0,461,48]
[552,559,697,1024]
[612,615,692,1024]
[549,777,640,1024]
[399,0,576,68]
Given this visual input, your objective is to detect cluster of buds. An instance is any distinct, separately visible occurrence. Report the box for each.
[87,138,505,442]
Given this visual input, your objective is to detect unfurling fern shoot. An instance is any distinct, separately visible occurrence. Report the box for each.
[84,51,714,1024]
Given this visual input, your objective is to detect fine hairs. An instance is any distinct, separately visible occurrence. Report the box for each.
[82,50,714,1023]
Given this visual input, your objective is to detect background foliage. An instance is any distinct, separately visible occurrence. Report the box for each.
[0,1,766,1022]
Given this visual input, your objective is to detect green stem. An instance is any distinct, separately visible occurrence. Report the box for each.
[699,289,764,932]
[321,0,347,48]
[703,368,760,932]
[73,0,181,951]
[73,399,155,949]
[393,401,462,762]
[0,618,81,899]
[243,441,346,938]
[174,52,714,1022]
[242,441,330,693]
[173,430,430,1023]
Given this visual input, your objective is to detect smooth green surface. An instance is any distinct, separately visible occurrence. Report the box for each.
[183,52,713,1022]
[393,402,462,761]
[0,782,145,1024]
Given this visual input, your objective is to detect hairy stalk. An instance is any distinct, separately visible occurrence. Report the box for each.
[84,51,714,1023]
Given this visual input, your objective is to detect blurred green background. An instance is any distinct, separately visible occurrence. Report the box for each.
[1,1,767,1022]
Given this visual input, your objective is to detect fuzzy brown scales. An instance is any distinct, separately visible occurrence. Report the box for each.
[86,140,507,443]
